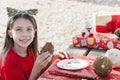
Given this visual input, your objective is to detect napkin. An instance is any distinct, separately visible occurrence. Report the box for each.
[48,69,97,80]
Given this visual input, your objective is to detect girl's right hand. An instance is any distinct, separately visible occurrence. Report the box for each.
[34,51,52,73]
[29,52,52,80]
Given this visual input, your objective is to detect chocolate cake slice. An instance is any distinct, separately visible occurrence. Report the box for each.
[40,42,54,54]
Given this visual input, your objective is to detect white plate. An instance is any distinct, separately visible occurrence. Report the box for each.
[57,59,89,70]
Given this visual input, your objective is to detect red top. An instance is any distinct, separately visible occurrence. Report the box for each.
[0,48,34,80]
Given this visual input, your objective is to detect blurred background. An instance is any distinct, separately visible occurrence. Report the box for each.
[0,0,120,54]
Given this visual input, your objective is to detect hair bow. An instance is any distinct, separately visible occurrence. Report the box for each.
[7,7,38,17]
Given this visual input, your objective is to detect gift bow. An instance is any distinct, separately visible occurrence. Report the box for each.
[7,7,38,17]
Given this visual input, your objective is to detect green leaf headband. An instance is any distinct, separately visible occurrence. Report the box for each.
[7,7,38,17]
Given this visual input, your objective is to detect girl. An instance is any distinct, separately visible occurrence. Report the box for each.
[0,7,70,80]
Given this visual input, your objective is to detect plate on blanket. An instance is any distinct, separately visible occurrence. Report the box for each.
[57,59,89,70]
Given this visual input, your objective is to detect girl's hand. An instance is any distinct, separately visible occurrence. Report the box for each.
[29,51,52,80]
[58,51,73,59]
[51,51,73,63]
[34,51,52,72]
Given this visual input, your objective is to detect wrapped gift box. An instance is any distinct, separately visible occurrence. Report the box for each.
[72,33,120,50]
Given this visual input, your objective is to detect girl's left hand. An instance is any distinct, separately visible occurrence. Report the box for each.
[58,51,73,59]
[51,51,73,63]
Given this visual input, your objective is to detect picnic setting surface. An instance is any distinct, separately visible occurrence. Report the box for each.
[38,55,120,80]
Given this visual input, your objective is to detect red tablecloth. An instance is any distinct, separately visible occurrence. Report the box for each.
[39,56,120,80]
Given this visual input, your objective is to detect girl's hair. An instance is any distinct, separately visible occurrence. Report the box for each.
[1,12,38,59]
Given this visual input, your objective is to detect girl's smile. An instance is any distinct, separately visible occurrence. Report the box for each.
[19,38,31,44]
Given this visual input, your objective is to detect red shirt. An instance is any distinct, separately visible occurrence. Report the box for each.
[0,48,34,80]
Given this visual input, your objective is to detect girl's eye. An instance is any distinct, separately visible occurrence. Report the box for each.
[27,28,32,31]
[15,29,21,31]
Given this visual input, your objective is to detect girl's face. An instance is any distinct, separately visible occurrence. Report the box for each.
[8,18,35,49]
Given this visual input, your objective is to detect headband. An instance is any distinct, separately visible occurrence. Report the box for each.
[7,7,38,17]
